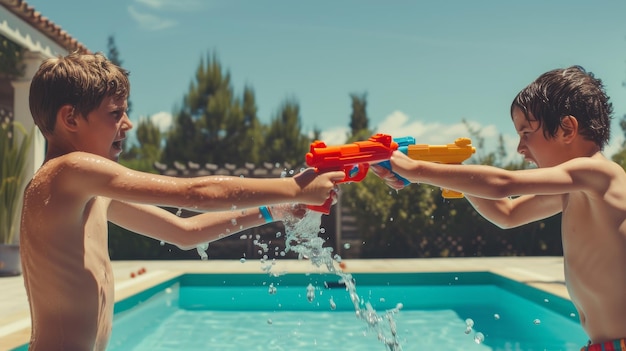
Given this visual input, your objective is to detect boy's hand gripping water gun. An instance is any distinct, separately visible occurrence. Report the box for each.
[305,133,399,214]
[379,137,476,198]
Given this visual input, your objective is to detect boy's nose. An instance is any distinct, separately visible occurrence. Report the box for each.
[516,141,525,155]
[122,113,133,130]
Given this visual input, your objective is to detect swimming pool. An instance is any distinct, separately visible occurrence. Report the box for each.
[100,271,585,351]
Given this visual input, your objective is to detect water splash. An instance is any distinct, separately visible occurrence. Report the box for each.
[272,209,403,351]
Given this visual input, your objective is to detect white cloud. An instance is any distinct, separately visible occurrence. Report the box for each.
[358,110,529,164]
[134,0,207,11]
[317,127,350,145]
[128,5,177,31]
[374,111,493,145]
[148,111,173,132]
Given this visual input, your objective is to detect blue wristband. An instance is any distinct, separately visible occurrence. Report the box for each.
[259,206,273,223]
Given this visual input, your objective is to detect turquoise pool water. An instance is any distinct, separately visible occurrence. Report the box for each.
[108,272,585,351]
[13,271,587,351]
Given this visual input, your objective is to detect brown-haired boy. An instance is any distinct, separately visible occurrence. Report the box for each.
[21,52,343,350]
[373,66,626,350]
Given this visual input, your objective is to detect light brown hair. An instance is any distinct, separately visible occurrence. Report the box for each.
[29,52,130,135]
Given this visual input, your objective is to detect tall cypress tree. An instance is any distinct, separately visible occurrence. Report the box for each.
[348,92,371,141]
[238,86,264,164]
[106,35,132,115]
[263,99,309,167]
[163,52,261,166]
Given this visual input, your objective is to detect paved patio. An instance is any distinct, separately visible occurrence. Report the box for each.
[0,256,568,351]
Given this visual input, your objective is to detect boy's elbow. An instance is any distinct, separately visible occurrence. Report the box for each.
[163,221,203,250]
[170,235,201,251]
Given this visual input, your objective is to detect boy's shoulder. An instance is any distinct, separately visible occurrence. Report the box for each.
[558,153,626,183]
[34,151,115,185]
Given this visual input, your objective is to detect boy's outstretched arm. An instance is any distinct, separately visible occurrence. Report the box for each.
[55,151,344,211]
[108,201,311,249]
[463,194,562,229]
[371,151,616,228]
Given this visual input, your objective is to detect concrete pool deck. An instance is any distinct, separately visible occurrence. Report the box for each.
[0,256,569,350]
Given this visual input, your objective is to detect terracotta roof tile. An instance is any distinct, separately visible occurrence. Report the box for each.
[0,0,90,53]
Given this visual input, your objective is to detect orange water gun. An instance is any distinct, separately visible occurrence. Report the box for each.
[379,137,476,198]
[305,133,399,213]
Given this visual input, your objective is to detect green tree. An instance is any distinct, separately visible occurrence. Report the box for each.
[122,117,162,172]
[263,99,309,167]
[0,34,24,79]
[239,86,264,164]
[163,53,262,166]
[106,35,132,115]
[349,92,371,139]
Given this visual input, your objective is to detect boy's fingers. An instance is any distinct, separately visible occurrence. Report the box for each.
[327,171,346,182]
[389,180,406,190]
[370,165,392,178]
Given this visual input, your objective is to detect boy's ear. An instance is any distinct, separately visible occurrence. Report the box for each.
[57,105,79,132]
[560,115,578,143]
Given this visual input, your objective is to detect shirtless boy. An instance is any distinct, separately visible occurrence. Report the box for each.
[372,66,626,350]
[20,52,344,351]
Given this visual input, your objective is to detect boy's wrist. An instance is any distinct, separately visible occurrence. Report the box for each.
[259,206,274,223]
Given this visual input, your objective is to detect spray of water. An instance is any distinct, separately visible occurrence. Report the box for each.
[270,209,403,351]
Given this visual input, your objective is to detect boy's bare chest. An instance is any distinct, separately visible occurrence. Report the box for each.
[561,193,618,254]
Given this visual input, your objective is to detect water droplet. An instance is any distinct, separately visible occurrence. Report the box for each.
[544,298,549,303]
[474,332,485,344]
[329,297,337,310]
[320,227,326,234]
[267,319,273,324]
[196,243,209,260]
[533,319,541,325]
[175,208,182,216]
[464,326,472,335]
[231,218,237,226]
[493,313,500,320]
[343,243,351,249]
[306,283,315,302]
[268,283,277,295]
[240,257,246,263]
[276,231,282,238]
[570,312,576,318]
[239,234,247,239]
[465,318,474,328]
[159,241,165,246]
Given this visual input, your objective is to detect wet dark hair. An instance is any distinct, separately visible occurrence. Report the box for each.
[29,52,130,135]
[510,66,613,149]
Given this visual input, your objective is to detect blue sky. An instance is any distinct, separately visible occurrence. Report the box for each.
[25,0,626,159]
